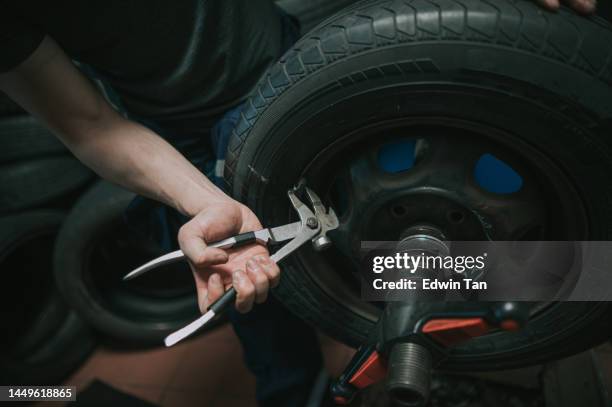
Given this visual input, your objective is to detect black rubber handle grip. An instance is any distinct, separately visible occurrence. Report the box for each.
[209,287,237,314]
[206,232,258,315]
[231,231,257,248]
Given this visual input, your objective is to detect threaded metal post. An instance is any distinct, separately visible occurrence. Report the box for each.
[386,342,432,407]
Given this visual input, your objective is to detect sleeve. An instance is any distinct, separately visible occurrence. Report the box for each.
[0,8,45,73]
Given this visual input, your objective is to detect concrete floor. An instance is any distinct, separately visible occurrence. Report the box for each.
[41,323,355,407]
[36,322,612,407]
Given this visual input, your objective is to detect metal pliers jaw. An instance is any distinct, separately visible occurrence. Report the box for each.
[270,187,337,261]
[304,188,339,251]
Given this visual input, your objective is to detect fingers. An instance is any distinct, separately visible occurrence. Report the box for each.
[207,273,226,308]
[562,0,597,14]
[255,255,280,288]
[178,221,228,269]
[193,253,281,314]
[233,270,256,313]
[198,268,262,314]
[246,258,269,304]
[232,256,281,312]
[193,270,226,313]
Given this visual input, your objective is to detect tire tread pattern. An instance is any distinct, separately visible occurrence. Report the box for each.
[225,0,612,194]
[223,0,612,351]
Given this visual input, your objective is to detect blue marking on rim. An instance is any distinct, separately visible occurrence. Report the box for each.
[378,140,416,173]
[474,153,523,194]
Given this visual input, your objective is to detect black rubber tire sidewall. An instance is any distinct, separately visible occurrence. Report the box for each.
[276,0,359,32]
[0,212,67,354]
[0,156,93,213]
[225,0,612,369]
[0,211,95,384]
[54,181,203,346]
[0,92,24,117]
[2,312,96,385]
[0,115,66,164]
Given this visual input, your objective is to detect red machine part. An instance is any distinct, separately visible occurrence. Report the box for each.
[333,317,521,404]
[348,350,387,389]
[422,317,491,347]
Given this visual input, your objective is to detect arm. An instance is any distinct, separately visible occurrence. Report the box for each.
[0,36,278,313]
[0,36,226,217]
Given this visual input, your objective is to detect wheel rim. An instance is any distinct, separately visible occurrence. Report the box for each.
[297,117,588,322]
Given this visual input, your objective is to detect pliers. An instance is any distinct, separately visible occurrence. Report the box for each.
[123,186,339,346]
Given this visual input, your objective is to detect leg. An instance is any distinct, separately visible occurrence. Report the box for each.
[229,298,323,407]
[212,101,324,407]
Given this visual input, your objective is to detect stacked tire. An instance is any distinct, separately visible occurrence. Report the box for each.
[0,115,92,213]
[1,77,233,381]
[54,181,204,347]
[277,0,358,32]
[0,95,95,384]
[0,95,204,384]
[0,212,95,384]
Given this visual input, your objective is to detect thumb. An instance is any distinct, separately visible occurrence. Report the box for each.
[178,212,230,269]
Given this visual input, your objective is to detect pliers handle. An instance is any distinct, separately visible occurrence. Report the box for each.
[122,227,299,281]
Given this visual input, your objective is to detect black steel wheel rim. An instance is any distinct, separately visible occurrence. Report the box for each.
[294,117,588,322]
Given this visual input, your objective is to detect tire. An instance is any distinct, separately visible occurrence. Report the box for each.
[277,0,359,32]
[54,181,212,346]
[600,2,612,21]
[225,0,612,370]
[0,211,95,384]
[0,115,66,164]
[0,156,93,213]
[0,92,24,117]
[2,313,96,385]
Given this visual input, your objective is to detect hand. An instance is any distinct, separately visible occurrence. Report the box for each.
[178,200,280,314]
[535,0,596,14]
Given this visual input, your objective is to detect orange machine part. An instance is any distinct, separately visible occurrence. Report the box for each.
[422,317,491,347]
[348,351,387,389]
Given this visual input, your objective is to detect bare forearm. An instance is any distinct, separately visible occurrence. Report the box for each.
[73,114,231,216]
[0,36,231,216]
